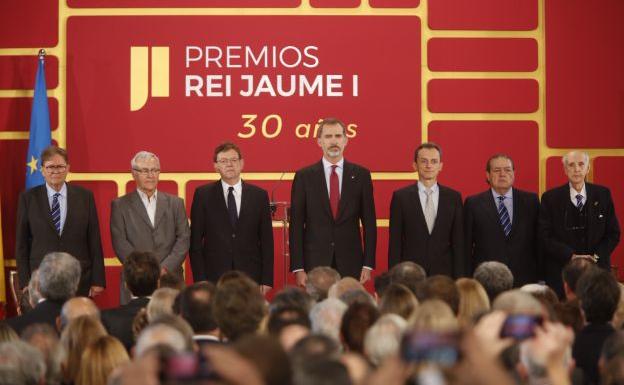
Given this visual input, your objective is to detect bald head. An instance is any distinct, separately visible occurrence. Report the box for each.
[60,297,100,330]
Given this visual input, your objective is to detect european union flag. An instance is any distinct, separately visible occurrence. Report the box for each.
[25,52,52,190]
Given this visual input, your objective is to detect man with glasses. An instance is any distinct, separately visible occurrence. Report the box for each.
[110,151,190,304]
[388,142,464,278]
[190,142,273,294]
[539,150,620,297]
[15,145,105,297]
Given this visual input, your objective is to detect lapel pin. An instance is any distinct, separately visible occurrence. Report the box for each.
[351,175,355,179]
[594,201,598,206]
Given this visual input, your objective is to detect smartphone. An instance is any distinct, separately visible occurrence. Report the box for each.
[499,314,543,341]
[163,352,220,384]
[400,331,460,367]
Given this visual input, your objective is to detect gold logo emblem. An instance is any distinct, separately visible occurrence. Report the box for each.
[130,46,169,111]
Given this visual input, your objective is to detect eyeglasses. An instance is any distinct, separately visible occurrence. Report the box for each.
[216,158,240,165]
[133,168,161,175]
[44,164,67,172]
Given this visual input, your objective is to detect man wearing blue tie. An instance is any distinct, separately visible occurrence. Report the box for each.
[15,145,105,297]
[539,151,620,297]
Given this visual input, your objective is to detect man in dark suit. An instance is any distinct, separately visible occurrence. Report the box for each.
[15,145,105,297]
[101,251,160,351]
[111,151,190,304]
[7,251,81,335]
[388,143,464,278]
[539,151,620,297]
[464,154,540,286]
[289,117,377,287]
[190,142,274,294]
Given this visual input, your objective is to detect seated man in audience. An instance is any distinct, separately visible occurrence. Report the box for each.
[305,266,341,302]
[388,261,426,296]
[174,281,220,344]
[573,268,620,385]
[7,251,81,335]
[562,257,597,301]
[101,251,160,351]
[58,296,100,331]
[0,340,46,385]
[473,261,514,303]
[21,324,64,385]
[417,275,460,315]
[309,298,347,342]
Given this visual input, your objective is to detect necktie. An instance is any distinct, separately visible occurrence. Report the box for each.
[498,196,511,237]
[576,194,584,211]
[227,186,238,227]
[424,188,436,234]
[51,192,61,234]
[329,165,340,219]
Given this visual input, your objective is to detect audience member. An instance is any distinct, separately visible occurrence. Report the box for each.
[562,258,596,301]
[328,277,366,301]
[364,313,407,366]
[290,334,342,370]
[417,275,460,314]
[474,261,514,303]
[134,323,188,358]
[305,266,341,302]
[213,276,267,342]
[21,323,64,385]
[456,277,490,327]
[388,261,426,296]
[373,271,391,300]
[174,281,219,343]
[409,299,458,333]
[59,296,100,330]
[0,340,46,385]
[76,335,129,385]
[492,289,544,317]
[267,305,311,350]
[60,315,107,384]
[309,298,347,341]
[340,302,380,353]
[0,322,18,343]
[378,283,418,320]
[147,287,179,322]
[270,286,315,314]
[234,335,293,385]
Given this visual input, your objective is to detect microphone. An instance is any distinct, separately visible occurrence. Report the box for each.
[270,172,287,215]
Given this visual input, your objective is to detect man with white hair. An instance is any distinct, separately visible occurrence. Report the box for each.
[539,151,620,297]
[110,150,190,304]
[309,298,348,341]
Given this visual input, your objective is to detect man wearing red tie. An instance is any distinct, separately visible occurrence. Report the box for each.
[289,117,377,287]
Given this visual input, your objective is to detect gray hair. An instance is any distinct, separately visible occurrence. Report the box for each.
[147,288,180,322]
[561,151,590,167]
[60,297,100,330]
[135,323,187,358]
[27,269,42,308]
[131,150,160,170]
[0,340,46,385]
[519,339,571,380]
[306,266,341,302]
[473,261,514,302]
[21,324,65,385]
[38,252,81,302]
[364,314,407,365]
[309,298,348,341]
[492,289,544,316]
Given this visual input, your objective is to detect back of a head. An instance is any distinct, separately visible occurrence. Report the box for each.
[271,286,315,315]
[158,271,184,290]
[520,284,559,317]
[135,323,187,357]
[418,275,460,315]
[0,340,46,385]
[364,314,407,366]
[576,268,621,324]
[474,261,514,302]
[389,262,426,295]
[328,277,365,300]
[290,334,342,369]
[147,287,180,322]
[306,267,341,302]
[234,335,293,385]
[148,314,195,352]
[601,331,624,363]
[77,335,129,385]
[562,258,596,294]
[213,276,267,342]
[294,359,351,385]
[124,251,160,297]
[340,301,380,353]
[492,289,543,316]
[379,283,419,320]
[21,324,63,385]
[373,271,392,298]
[0,322,18,343]
[38,252,81,302]
[456,278,490,326]
[176,281,217,334]
[409,299,458,333]
[60,296,100,329]
[309,298,348,341]
[60,316,108,382]
[603,355,624,385]
[339,289,375,307]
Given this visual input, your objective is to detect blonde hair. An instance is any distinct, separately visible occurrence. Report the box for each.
[456,278,490,327]
[408,299,458,333]
[379,283,419,320]
[76,336,129,385]
[61,316,107,383]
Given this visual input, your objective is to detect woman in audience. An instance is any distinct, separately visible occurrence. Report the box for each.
[76,335,129,385]
[61,315,107,384]
[456,278,490,327]
[378,283,419,320]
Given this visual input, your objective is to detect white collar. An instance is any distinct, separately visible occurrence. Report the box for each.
[137,188,157,202]
[491,188,513,200]
[569,183,587,199]
[221,179,242,192]
[322,157,344,170]
[46,183,67,197]
[417,181,438,193]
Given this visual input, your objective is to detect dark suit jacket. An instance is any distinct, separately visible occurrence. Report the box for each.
[190,181,274,285]
[15,183,105,296]
[464,188,540,286]
[6,299,63,335]
[289,160,377,279]
[101,297,150,351]
[572,323,615,385]
[110,190,190,304]
[388,183,464,278]
[539,183,620,294]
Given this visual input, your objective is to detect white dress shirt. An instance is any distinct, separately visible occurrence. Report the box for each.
[569,183,587,207]
[322,157,344,196]
[417,181,439,214]
[221,179,242,216]
[46,183,67,234]
[492,188,514,224]
[137,189,158,227]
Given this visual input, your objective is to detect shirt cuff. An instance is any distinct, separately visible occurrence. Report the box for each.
[363,266,373,270]
[292,269,304,273]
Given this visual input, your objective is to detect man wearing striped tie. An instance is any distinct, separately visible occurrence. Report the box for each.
[15,145,105,297]
[464,154,540,287]
[539,151,620,297]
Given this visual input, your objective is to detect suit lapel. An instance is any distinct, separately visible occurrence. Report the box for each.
[38,185,58,234]
[130,191,154,229]
[508,188,521,237]
[314,161,333,220]
[153,192,167,229]
[336,161,354,220]
[63,184,75,236]
[432,186,449,235]
[585,183,596,241]
[239,181,251,224]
